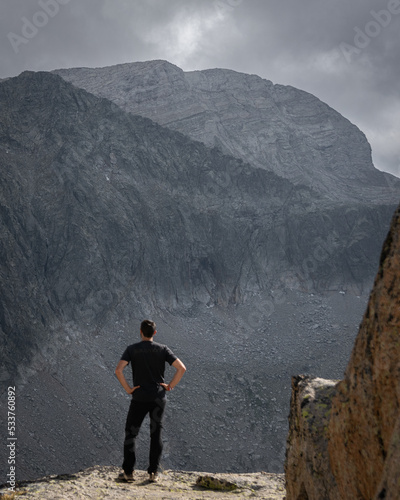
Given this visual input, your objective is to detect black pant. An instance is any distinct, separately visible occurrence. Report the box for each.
[122,398,166,474]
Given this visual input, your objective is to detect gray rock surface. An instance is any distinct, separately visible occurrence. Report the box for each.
[54,60,399,203]
[0,67,398,481]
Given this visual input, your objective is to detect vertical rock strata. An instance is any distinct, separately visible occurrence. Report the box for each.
[285,376,340,500]
[285,205,400,500]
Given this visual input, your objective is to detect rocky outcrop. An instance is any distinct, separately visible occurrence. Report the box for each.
[2,466,286,499]
[329,205,400,499]
[285,204,400,499]
[285,376,340,500]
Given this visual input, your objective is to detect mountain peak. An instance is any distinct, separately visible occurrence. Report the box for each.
[53,60,400,203]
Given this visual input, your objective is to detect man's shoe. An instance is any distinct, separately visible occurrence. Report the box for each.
[148,472,158,483]
[118,471,134,482]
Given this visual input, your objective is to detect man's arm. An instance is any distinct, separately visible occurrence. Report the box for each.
[161,358,186,391]
[115,360,140,394]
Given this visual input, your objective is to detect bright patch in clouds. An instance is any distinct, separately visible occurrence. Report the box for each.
[144,7,226,67]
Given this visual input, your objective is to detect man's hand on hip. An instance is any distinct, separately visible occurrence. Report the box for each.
[126,385,140,395]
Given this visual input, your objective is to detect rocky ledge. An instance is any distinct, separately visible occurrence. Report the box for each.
[2,466,285,499]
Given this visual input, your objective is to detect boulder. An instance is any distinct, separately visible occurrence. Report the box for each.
[285,376,340,500]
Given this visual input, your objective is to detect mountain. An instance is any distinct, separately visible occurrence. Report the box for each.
[54,60,399,203]
[0,65,398,480]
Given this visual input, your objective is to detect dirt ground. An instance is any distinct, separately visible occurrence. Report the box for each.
[3,465,286,499]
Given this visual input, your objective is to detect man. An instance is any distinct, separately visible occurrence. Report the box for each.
[115,319,186,483]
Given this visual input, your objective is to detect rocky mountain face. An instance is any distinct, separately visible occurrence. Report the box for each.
[285,204,400,500]
[54,60,399,203]
[0,64,399,481]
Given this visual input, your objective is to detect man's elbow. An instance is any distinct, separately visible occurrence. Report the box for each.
[172,359,186,374]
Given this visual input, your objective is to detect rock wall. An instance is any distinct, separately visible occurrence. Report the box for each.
[329,205,400,498]
[285,204,400,500]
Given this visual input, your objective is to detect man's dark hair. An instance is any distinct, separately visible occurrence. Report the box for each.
[141,319,156,338]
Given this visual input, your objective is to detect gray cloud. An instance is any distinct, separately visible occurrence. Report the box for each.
[1,0,399,176]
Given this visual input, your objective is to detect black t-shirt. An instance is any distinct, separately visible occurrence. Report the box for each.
[121,341,177,401]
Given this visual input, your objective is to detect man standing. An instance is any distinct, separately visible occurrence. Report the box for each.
[115,319,186,483]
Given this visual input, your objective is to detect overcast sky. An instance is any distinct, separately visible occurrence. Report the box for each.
[1,0,399,177]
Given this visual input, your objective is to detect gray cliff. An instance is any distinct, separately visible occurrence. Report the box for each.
[54,60,398,203]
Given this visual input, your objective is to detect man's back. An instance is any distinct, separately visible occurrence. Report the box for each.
[121,341,177,401]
